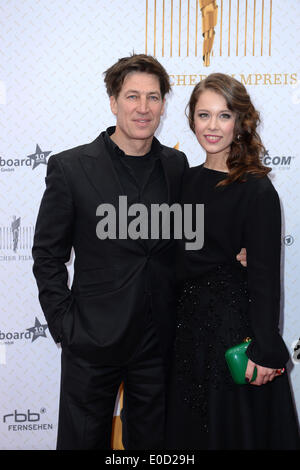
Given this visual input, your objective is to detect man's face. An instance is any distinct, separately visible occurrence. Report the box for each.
[110,72,165,150]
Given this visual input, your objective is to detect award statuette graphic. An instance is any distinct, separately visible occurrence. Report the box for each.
[199,0,218,66]
[11,216,21,252]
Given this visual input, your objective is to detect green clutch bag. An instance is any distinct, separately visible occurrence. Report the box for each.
[225,338,257,384]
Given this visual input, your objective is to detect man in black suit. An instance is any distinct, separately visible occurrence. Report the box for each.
[32,54,189,450]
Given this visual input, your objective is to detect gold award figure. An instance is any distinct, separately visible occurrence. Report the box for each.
[199,0,218,66]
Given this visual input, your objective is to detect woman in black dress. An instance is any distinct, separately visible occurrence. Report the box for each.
[165,73,300,449]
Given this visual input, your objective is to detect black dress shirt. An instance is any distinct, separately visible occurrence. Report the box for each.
[104,127,168,250]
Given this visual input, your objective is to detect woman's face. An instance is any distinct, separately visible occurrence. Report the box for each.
[193,89,236,161]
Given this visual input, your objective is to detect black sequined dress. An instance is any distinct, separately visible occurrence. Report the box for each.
[165,165,300,450]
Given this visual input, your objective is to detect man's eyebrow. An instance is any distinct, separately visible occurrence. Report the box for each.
[125,89,161,95]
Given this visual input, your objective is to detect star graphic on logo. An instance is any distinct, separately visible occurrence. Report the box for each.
[26,317,48,342]
[27,144,51,169]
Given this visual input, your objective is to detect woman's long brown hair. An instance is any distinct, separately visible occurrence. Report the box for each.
[187,73,271,186]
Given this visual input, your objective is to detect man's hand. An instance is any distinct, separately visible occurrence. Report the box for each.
[236,247,247,267]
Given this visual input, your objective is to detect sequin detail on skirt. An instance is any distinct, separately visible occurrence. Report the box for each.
[174,263,252,431]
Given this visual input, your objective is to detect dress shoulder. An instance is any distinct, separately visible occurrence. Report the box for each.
[183,164,206,182]
[242,174,280,210]
[243,173,276,192]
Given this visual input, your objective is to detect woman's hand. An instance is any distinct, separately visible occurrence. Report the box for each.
[236,247,247,267]
[245,358,277,385]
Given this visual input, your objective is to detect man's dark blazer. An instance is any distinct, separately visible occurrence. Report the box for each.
[32,131,188,368]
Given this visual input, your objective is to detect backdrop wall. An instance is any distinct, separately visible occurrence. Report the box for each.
[0,0,299,450]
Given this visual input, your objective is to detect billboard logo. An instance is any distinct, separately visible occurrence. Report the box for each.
[0,144,51,172]
[27,144,51,169]
[26,317,48,342]
[0,317,48,345]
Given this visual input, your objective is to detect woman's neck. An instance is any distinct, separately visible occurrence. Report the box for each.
[203,154,229,173]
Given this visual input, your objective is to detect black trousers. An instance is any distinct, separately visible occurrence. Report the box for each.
[56,319,166,450]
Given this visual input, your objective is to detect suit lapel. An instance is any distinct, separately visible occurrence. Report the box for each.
[79,133,124,208]
[80,134,180,206]
[159,147,179,206]
[79,133,146,251]
[147,146,182,252]
[79,133,182,252]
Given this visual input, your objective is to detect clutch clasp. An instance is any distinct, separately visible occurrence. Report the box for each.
[243,337,251,343]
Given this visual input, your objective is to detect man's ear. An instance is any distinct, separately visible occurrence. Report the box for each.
[110,95,117,116]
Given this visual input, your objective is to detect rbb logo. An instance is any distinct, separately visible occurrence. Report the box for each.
[3,409,40,423]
